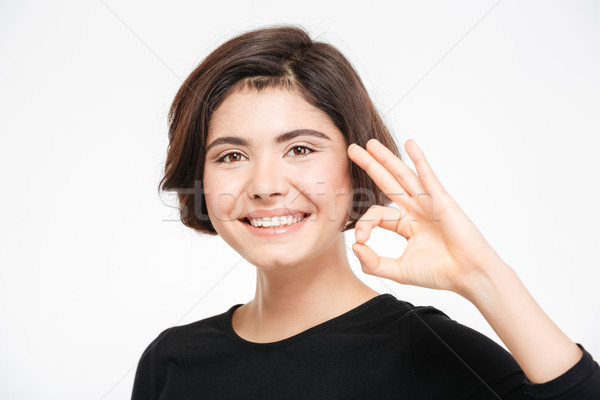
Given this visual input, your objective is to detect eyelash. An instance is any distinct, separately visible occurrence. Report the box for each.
[215,145,317,164]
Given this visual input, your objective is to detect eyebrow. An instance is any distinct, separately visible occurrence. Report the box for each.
[205,129,331,153]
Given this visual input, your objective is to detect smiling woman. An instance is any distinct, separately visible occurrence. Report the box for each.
[158,25,400,236]
[202,86,357,272]
[132,25,600,399]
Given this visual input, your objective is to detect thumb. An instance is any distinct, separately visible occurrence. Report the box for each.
[352,243,398,281]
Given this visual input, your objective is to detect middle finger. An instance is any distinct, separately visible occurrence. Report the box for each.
[366,139,424,197]
[348,143,414,209]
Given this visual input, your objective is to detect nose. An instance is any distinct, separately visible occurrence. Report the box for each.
[247,154,289,200]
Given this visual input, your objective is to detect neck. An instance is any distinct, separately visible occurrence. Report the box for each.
[232,234,379,342]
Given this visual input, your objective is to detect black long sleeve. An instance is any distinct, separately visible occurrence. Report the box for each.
[131,294,600,399]
[408,306,600,399]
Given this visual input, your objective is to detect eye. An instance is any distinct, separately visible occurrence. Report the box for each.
[216,151,248,163]
[287,145,316,158]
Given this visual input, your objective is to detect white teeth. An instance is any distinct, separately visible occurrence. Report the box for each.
[248,214,306,228]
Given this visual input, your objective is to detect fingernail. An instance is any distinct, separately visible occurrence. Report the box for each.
[355,229,364,242]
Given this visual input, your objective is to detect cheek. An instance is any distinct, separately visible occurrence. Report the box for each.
[203,173,245,223]
[331,163,354,220]
[298,157,353,220]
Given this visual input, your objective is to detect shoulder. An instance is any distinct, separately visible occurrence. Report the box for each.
[139,306,235,361]
[358,293,416,320]
[362,293,457,332]
[404,302,521,370]
[401,302,527,398]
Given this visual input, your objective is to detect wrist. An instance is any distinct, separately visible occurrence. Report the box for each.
[454,256,584,383]
[455,255,513,304]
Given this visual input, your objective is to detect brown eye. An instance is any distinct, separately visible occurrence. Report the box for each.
[228,153,243,161]
[217,151,247,163]
[292,147,306,156]
[288,146,315,157]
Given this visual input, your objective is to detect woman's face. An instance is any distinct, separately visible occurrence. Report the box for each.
[203,86,353,270]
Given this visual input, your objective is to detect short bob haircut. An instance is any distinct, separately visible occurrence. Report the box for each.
[159,24,402,235]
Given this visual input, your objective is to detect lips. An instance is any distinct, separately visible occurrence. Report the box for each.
[239,212,311,226]
[240,211,311,237]
[240,207,308,220]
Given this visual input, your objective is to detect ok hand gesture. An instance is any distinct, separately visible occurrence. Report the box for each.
[348,139,502,297]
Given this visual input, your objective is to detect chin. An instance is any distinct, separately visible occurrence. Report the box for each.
[246,251,310,271]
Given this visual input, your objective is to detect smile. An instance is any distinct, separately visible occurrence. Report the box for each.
[245,214,307,228]
[240,213,311,236]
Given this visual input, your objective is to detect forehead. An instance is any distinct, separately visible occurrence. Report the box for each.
[207,86,340,141]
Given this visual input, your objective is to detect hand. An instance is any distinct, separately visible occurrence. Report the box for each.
[347,138,502,296]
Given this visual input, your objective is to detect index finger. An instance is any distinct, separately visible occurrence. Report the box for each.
[365,139,424,197]
[347,143,413,209]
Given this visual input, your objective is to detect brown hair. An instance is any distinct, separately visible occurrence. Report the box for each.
[159,24,402,235]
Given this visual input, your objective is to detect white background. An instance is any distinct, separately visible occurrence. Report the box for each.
[1,1,599,398]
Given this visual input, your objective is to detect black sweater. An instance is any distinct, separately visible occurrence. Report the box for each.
[131,293,600,399]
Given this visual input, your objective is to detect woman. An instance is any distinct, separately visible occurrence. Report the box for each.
[132,25,600,399]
